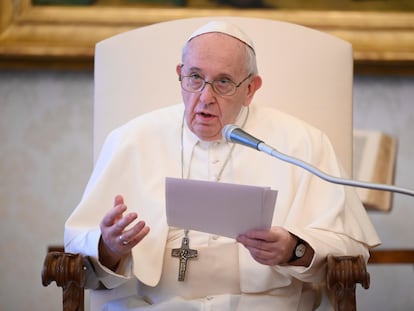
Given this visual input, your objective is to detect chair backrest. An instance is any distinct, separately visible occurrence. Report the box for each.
[94,17,353,175]
[92,17,354,309]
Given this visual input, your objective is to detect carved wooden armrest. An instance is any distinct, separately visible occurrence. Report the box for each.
[41,248,86,311]
[41,248,370,311]
[327,255,370,311]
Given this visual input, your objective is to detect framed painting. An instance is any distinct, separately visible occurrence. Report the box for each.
[1,0,413,73]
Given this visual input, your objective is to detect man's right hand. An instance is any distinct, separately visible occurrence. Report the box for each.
[99,195,150,271]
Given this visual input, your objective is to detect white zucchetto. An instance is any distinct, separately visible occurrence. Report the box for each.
[187,21,255,54]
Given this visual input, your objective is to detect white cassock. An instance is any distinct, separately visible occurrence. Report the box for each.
[64,104,380,311]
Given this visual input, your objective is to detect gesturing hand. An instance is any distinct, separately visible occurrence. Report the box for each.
[99,195,150,271]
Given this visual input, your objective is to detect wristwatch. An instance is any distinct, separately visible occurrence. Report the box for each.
[288,236,306,263]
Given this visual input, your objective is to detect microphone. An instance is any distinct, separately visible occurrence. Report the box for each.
[221,125,264,149]
[222,124,414,197]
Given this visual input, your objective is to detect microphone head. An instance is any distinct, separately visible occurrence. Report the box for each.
[222,124,263,150]
[222,124,238,142]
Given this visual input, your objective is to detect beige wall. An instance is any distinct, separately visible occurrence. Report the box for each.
[0,71,413,310]
[0,70,93,310]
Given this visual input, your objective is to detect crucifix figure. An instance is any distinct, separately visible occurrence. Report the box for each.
[171,230,198,281]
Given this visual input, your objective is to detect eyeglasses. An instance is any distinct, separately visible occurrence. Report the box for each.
[179,73,252,96]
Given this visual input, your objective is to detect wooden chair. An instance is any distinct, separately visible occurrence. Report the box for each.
[42,247,414,310]
[42,17,378,310]
[43,248,370,311]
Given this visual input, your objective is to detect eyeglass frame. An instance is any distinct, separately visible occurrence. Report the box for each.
[179,67,253,96]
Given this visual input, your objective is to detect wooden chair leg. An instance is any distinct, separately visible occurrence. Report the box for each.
[42,249,86,311]
[327,255,370,311]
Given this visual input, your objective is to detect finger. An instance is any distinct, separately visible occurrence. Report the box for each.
[112,195,126,223]
[114,194,124,207]
[104,217,140,253]
[113,212,138,234]
[119,220,150,246]
[243,229,274,241]
[237,235,270,251]
[246,246,283,265]
[101,203,127,227]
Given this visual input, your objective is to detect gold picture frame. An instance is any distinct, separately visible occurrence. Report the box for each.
[1,0,413,73]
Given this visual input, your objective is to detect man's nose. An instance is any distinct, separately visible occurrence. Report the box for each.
[199,82,216,101]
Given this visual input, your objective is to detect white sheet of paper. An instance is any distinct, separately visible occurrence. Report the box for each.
[165,177,277,239]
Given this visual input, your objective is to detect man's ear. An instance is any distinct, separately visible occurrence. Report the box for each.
[176,64,183,78]
[250,75,262,93]
[244,75,262,107]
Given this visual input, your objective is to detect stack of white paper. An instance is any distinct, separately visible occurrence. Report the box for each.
[166,177,277,238]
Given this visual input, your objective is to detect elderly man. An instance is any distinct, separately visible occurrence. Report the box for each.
[65,21,380,310]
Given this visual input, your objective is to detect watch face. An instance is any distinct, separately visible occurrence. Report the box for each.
[295,243,306,258]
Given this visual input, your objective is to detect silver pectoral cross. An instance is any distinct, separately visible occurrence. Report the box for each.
[171,231,198,281]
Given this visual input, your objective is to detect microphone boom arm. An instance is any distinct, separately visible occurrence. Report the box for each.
[258,142,414,197]
[223,124,414,197]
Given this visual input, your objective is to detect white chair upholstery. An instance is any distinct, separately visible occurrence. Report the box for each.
[94,16,353,174]
[92,16,354,310]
